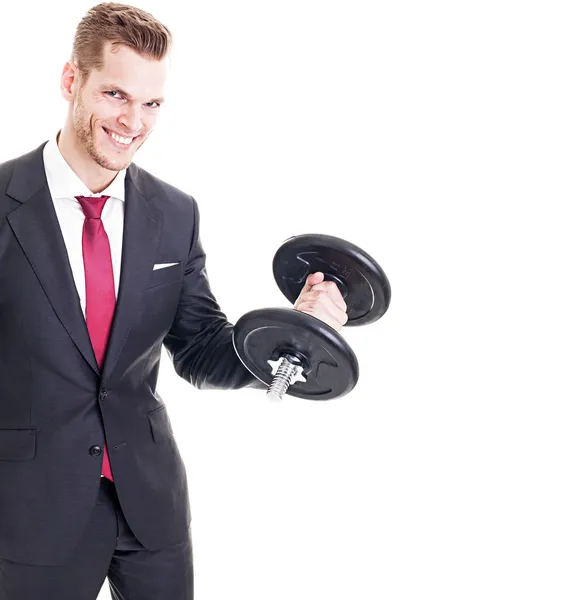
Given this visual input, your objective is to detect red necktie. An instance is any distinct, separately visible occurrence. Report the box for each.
[76,195,115,482]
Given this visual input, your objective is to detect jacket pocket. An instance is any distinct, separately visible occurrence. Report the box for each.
[145,262,184,290]
[147,405,174,443]
[0,428,37,460]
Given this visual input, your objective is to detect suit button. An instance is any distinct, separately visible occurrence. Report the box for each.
[100,388,108,399]
[89,445,103,457]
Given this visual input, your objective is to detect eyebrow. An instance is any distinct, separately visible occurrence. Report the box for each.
[99,84,165,105]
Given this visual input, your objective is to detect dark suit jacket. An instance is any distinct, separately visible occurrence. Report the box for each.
[0,141,262,566]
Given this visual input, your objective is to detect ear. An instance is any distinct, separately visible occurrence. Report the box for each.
[60,60,79,102]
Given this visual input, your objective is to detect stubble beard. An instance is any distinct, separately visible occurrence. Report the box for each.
[72,92,144,173]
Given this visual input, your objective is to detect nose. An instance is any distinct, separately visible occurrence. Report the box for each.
[118,102,142,134]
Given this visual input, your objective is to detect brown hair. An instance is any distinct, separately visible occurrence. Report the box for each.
[72,2,172,86]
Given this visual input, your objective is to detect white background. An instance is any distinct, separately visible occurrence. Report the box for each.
[1,1,584,598]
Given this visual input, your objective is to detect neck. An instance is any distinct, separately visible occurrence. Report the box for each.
[57,124,119,194]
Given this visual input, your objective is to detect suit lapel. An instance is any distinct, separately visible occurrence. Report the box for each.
[6,142,162,383]
[100,170,161,381]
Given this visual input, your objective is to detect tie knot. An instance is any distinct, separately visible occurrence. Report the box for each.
[75,195,110,219]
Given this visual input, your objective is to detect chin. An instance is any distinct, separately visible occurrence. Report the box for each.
[104,156,133,172]
[90,147,132,172]
[94,139,139,171]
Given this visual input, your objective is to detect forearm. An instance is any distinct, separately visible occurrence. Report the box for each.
[164,319,265,391]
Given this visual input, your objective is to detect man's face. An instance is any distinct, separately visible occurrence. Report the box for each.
[67,42,167,172]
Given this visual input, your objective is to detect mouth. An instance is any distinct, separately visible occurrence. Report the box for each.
[102,126,138,150]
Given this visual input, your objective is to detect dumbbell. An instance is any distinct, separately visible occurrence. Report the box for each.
[232,234,391,401]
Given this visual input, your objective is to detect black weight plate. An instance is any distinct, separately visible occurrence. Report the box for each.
[233,308,359,400]
[273,234,391,326]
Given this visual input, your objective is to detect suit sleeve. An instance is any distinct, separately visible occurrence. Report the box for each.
[162,196,265,391]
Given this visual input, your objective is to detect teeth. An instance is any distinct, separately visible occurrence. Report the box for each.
[108,130,133,145]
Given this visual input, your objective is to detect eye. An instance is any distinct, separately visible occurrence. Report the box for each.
[144,101,160,109]
[105,91,122,99]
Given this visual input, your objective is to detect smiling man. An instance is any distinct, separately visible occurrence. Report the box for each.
[0,2,348,599]
[59,32,165,188]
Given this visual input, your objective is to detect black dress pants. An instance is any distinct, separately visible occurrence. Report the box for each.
[0,477,194,600]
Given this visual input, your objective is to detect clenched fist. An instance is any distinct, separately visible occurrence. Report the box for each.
[293,272,348,332]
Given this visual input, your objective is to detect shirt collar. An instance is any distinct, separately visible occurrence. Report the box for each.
[43,131,127,201]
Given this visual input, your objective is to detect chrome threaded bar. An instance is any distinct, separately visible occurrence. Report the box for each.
[266,358,301,401]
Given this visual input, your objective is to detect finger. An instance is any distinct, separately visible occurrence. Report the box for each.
[296,295,348,329]
[303,271,324,293]
[293,272,324,308]
[306,281,347,311]
[295,301,347,331]
[296,289,345,311]
[315,291,349,325]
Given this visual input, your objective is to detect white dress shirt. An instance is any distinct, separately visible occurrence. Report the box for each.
[42,132,127,318]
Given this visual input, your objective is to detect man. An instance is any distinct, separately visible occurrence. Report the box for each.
[0,2,348,599]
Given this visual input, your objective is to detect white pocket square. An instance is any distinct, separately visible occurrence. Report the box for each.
[153,262,179,270]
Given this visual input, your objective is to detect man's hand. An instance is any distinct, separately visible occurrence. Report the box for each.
[293,272,348,332]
